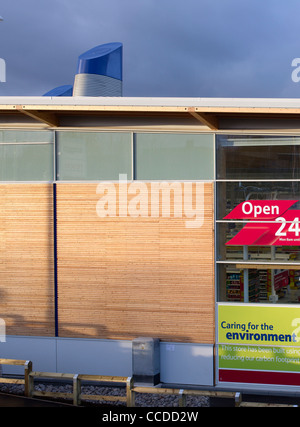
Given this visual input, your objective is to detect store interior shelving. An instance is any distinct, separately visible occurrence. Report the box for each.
[221,181,300,304]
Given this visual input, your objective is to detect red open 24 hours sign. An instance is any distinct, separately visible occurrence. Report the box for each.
[225,200,300,246]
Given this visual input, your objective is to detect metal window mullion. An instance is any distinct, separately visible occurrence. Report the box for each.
[216,179,300,182]
[131,132,134,180]
[53,130,56,182]
[216,260,300,266]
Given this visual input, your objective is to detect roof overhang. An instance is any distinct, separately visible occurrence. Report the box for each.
[1,96,300,131]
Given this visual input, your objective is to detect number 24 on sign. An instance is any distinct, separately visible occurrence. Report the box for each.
[275,216,300,237]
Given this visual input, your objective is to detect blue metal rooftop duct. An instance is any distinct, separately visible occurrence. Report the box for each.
[43,85,73,97]
[73,42,123,96]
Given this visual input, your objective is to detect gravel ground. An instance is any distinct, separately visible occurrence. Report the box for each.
[0,382,210,407]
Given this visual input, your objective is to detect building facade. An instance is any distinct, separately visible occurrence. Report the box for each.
[1,96,300,391]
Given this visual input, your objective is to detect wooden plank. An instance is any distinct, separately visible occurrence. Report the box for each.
[16,107,58,127]
[30,371,75,380]
[133,387,236,399]
[188,108,219,130]
[33,391,72,400]
[80,394,126,402]
[0,378,25,385]
[133,387,182,395]
[56,182,215,343]
[0,184,54,337]
[182,389,236,398]
[4,103,300,115]
[78,374,128,382]
[0,359,27,365]
[240,402,298,407]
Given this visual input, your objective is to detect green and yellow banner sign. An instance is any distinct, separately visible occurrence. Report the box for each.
[219,344,300,372]
[218,304,300,347]
[218,304,300,384]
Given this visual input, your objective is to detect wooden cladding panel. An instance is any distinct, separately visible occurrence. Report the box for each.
[57,183,214,343]
[0,184,54,336]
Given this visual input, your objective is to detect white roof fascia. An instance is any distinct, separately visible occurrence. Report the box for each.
[0,96,300,109]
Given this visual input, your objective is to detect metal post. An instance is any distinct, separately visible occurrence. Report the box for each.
[235,392,242,407]
[73,374,81,406]
[271,246,276,299]
[24,360,33,397]
[243,246,249,302]
[126,377,135,407]
[178,389,186,407]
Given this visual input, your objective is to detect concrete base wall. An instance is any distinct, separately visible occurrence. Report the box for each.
[0,336,214,386]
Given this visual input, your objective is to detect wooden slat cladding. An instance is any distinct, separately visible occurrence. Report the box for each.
[57,182,214,343]
[0,184,54,336]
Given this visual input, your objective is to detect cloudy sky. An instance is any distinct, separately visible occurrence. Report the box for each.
[0,0,300,98]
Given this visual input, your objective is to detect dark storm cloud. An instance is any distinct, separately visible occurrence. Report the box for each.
[0,0,300,97]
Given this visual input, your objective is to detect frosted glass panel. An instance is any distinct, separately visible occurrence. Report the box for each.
[57,132,131,180]
[135,133,214,180]
[0,130,54,181]
[0,144,53,181]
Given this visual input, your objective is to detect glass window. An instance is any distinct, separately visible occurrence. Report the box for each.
[216,135,300,179]
[216,181,300,220]
[134,133,214,180]
[216,134,300,304]
[217,264,300,304]
[0,130,53,181]
[217,221,300,263]
[56,132,132,180]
